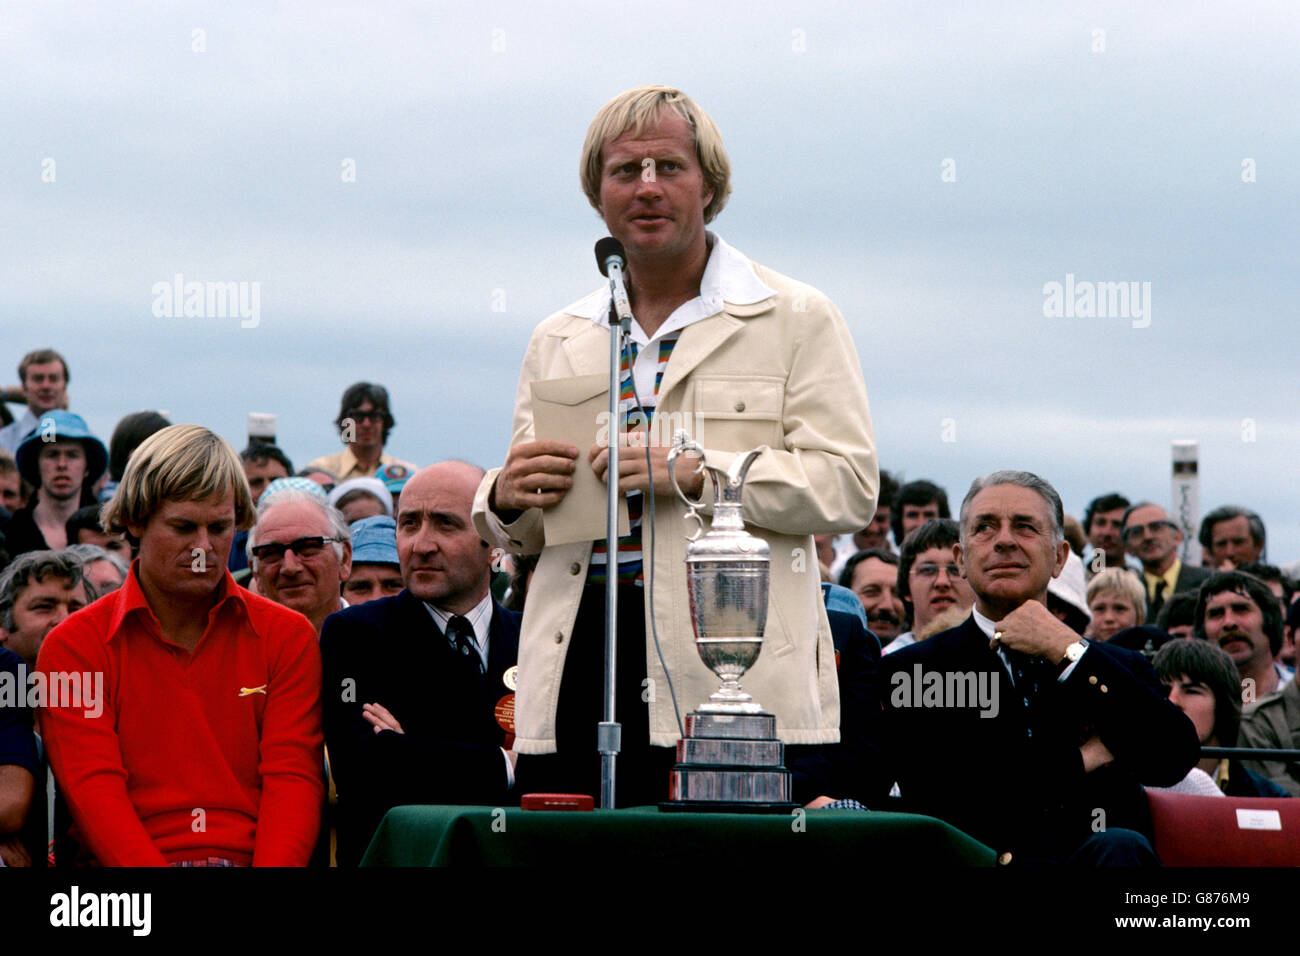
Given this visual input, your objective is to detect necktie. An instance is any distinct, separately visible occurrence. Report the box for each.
[1003,647,1050,741]
[446,615,484,675]
[1149,583,1166,621]
[1004,647,1051,698]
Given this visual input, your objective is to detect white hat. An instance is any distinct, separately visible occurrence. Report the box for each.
[328,477,393,516]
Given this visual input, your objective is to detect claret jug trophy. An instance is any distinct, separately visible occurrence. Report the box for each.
[661,430,795,811]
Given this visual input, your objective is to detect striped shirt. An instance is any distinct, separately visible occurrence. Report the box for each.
[587,336,679,586]
[567,233,777,587]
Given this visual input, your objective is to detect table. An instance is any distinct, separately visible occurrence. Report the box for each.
[360,805,995,866]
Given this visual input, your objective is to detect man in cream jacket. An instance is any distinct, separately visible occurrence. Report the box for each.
[473,85,877,806]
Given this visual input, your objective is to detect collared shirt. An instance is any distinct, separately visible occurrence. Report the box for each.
[882,631,916,656]
[420,593,513,787]
[0,409,39,455]
[569,233,777,584]
[971,606,1087,683]
[567,232,776,411]
[35,563,323,866]
[305,448,416,483]
[1144,558,1182,604]
[423,592,493,672]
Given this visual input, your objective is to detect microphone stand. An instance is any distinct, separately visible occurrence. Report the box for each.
[598,296,628,809]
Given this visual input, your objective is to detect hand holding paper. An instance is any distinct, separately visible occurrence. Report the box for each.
[589,429,704,498]
[523,374,630,547]
[492,439,578,513]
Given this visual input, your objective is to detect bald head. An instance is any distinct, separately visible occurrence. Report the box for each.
[400,461,485,507]
[396,461,493,614]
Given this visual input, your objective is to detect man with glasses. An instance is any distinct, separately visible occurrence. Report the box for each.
[885,518,975,655]
[305,382,416,482]
[247,490,352,636]
[1120,501,1211,621]
[36,424,323,866]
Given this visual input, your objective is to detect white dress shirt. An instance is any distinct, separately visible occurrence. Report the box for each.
[423,592,513,787]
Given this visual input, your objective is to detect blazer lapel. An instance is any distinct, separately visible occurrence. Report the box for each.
[553,302,769,407]
[656,312,745,403]
[557,318,613,378]
[485,602,518,679]
[398,589,453,659]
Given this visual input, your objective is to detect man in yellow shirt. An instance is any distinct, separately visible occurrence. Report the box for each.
[306,382,415,481]
[1121,501,1211,620]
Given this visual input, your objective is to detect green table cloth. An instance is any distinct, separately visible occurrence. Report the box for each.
[360,805,994,866]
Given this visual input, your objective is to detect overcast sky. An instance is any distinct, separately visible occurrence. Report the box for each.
[3,1,1297,561]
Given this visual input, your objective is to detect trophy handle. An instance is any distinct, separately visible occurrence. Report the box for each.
[727,448,764,493]
[668,430,709,541]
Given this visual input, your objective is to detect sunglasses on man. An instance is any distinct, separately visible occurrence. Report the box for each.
[1121,520,1177,542]
[250,536,344,564]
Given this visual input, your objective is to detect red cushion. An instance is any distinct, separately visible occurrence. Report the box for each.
[1145,789,1300,866]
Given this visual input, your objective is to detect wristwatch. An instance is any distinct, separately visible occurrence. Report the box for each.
[1060,638,1088,670]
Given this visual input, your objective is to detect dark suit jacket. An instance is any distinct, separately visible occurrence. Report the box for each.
[788,609,888,805]
[1146,560,1213,619]
[880,614,1199,861]
[1174,561,1213,593]
[0,500,49,559]
[320,590,521,865]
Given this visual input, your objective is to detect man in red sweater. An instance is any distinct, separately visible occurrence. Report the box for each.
[37,424,323,866]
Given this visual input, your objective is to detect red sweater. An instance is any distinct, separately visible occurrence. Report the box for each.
[36,566,323,866]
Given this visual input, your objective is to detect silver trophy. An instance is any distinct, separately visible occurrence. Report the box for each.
[661,431,795,811]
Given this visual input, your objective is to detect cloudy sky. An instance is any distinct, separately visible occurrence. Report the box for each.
[3,1,1297,560]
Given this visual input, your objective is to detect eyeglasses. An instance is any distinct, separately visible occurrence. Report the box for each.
[344,409,385,423]
[250,536,342,564]
[1122,521,1177,542]
[912,563,961,580]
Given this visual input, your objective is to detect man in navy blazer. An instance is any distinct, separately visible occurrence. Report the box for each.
[322,462,521,866]
[881,470,1199,865]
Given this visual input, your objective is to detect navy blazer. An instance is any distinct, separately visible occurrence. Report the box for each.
[788,609,888,805]
[880,613,1199,861]
[321,590,521,865]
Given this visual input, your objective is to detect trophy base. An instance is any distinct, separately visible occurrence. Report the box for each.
[676,737,784,765]
[684,712,777,739]
[662,708,794,814]
[697,700,766,716]
[664,766,793,805]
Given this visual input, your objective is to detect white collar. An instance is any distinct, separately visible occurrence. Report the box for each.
[971,606,997,639]
[562,233,776,335]
[424,592,494,666]
[971,607,1015,679]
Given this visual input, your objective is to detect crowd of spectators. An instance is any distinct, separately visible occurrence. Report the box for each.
[2,346,1298,868]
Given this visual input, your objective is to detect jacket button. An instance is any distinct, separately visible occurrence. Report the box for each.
[554,632,564,645]
[734,401,746,412]
[1099,684,1108,693]
[997,851,1013,866]
[1088,675,1098,685]
[569,562,581,575]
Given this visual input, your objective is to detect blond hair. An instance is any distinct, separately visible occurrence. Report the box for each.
[101,424,254,535]
[580,85,732,224]
[1085,567,1147,626]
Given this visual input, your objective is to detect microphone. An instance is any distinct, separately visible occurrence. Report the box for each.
[594,237,634,331]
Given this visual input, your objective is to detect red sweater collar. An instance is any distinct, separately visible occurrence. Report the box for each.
[105,562,252,644]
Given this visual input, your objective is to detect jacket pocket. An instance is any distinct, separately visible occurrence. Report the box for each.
[691,376,785,451]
